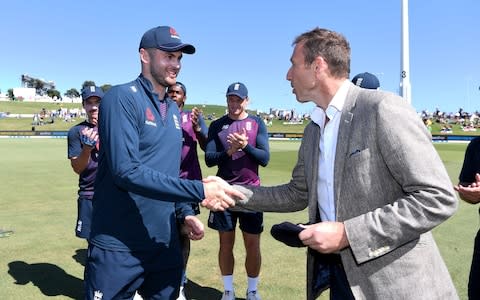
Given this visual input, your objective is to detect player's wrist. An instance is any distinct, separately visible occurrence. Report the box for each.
[83,144,94,151]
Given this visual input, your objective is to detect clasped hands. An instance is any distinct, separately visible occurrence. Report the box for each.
[226,128,248,156]
[201,176,245,211]
[80,127,98,148]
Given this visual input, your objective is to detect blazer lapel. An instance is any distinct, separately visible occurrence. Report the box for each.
[307,122,321,223]
[334,86,359,221]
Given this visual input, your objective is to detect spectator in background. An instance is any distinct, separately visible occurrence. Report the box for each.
[206,82,270,300]
[67,86,104,240]
[167,81,208,300]
[454,137,480,300]
[351,72,380,89]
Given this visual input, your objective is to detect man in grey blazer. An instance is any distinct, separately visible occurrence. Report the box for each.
[232,28,459,299]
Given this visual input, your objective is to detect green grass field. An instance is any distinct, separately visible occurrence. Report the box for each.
[0,139,476,299]
[0,102,306,133]
[2,100,476,135]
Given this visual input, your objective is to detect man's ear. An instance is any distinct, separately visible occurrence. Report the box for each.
[314,56,327,74]
[139,48,150,64]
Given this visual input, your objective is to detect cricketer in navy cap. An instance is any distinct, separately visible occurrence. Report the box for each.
[81,86,104,102]
[226,82,248,99]
[351,72,380,90]
[139,26,195,54]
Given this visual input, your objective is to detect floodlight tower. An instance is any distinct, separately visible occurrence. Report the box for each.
[400,0,412,104]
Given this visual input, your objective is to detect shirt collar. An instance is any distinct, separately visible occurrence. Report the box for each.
[311,80,350,126]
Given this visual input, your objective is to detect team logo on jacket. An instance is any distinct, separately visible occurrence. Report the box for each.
[246,121,252,131]
[182,114,188,123]
[145,107,157,127]
[93,290,103,300]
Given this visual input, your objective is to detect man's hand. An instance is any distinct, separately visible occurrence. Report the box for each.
[191,107,202,132]
[181,216,205,240]
[201,176,245,211]
[298,221,349,253]
[454,173,480,204]
[80,127,98,148]
[227,128,248,150]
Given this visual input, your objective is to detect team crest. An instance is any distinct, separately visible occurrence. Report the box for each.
[170,27,180,39]
[182,114,188,123]
[246,121,252,131]
[145,107,157,127]
[94,290,103,300]
[146,108,155,122]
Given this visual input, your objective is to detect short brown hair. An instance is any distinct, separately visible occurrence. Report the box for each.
[293,28,350,78]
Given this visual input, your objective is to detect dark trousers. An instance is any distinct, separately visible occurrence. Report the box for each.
[329,257,355,300]
[312,252,355,300]
[469,229,480,300]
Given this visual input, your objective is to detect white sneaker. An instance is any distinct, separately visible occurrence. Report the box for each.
[246,290,261,300]
[220,290,235,300]
[176,286,186,300]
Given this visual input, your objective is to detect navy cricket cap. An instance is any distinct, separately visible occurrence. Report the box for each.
[139,26,195,54]
[81,86,104,101]
[351,72,380,89]
[226,82,248,99]
[270,221,306,248]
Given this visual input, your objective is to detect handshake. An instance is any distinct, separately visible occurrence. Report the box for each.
[200,176,245,211]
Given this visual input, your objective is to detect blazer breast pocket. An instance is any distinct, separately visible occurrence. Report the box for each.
[347,148,370,162]
[345,148,371,187]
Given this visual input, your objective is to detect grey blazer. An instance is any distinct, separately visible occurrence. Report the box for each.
[235,83,459,300]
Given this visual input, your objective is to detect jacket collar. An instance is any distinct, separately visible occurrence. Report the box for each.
[136,74,169,102]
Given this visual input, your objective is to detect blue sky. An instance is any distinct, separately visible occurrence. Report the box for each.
[1,0,479,115]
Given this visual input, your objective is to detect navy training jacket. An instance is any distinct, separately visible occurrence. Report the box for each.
[91,75,204,253]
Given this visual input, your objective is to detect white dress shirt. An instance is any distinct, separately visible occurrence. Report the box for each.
[310,80,349,221]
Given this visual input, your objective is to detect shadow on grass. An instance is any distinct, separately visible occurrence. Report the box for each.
[72,248,87,267]
[7,260,83,299]
[185,279,223,300]
[184,280,247,300]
